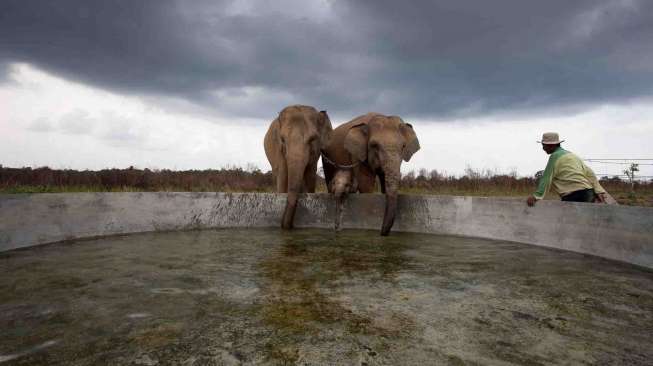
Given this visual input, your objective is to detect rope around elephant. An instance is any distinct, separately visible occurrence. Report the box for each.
[321,152,359,170]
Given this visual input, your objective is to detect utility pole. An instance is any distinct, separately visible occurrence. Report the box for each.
[623,163,639,193]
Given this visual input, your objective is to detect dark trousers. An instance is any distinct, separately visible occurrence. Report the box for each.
[561,188,596,203]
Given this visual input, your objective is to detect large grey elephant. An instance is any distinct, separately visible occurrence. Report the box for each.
[264,105,333,229]
[322,113,420,236]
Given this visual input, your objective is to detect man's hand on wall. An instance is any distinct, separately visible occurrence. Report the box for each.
[527,195,537,207]
[595,193,607,203]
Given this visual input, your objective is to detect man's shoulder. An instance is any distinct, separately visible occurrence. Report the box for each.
[556,150,586,167]
[547,147,569,162]
[553,148,574,160]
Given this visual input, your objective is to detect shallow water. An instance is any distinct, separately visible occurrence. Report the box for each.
[0,229,652,365]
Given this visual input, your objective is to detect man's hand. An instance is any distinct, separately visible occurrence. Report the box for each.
[527,195,537,207]
[595,193,607,203]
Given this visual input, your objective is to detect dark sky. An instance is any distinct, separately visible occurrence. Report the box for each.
[1,0,652,119]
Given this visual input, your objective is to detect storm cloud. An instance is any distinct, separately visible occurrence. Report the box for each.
[1,0,652,119]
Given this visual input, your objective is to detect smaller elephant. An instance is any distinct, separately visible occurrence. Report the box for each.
[328,168,358,231]
[264,105,333,230]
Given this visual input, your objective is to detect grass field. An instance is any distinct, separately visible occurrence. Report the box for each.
[1,166,651,207]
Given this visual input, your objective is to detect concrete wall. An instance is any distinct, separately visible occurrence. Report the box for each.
[1,192,652,268]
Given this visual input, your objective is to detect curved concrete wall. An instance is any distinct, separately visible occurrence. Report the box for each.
[1,192,652,268]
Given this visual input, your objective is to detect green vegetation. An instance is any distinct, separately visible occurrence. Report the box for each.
[1,166,651,207]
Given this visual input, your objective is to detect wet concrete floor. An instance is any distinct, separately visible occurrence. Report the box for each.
[0,228,652,365]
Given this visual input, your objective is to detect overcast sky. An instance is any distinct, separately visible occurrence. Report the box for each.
[1,0,652,178]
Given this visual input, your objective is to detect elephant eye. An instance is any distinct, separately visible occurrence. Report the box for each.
[308,136,319,145]
[370,142,379,149]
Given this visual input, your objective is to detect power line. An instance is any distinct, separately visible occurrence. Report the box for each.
[596,174,653,177]
[595,175,653,180]
[584,158,653,161]
[586,161,653,165]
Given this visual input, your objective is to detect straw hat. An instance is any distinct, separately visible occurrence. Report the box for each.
[537,132,564,144]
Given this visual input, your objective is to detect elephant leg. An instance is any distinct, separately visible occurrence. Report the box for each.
[303,161,318,193]
[322,157,336,193]
[356,165,377,193]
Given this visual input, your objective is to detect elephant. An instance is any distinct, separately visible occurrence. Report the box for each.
[328,168,357,231]
[264,105,333,229]
[322,113,420,236]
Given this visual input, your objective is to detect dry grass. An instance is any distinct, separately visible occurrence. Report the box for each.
[0,166,275,193]
[1,166,651,207]
[399,169,653,207]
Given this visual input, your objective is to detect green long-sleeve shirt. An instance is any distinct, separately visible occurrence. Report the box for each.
[534,147,606,200]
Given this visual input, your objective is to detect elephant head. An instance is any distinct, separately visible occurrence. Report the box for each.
[264,105,332,229]
[330,169,357,231]
[344,115,419,236]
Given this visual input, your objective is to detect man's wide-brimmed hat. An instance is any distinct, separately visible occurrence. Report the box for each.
[537,132,564,145]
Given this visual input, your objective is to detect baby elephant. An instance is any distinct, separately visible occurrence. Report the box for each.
[328,169,358,231]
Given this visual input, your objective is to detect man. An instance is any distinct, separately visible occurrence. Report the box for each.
[527,132,607,206]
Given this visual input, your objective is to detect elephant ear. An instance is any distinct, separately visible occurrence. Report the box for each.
[344,123,369,162]
[271,118,283,144]
[399,122,420,162]
[317,110,333,149]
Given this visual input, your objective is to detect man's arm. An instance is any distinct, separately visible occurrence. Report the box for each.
[528,157,555,206]
[534,157,555,200]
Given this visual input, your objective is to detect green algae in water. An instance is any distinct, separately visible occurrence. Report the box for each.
[0,228,652,365]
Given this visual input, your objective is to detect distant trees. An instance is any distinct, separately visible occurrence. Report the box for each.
[1,165,649,201]
[0,166,275,192]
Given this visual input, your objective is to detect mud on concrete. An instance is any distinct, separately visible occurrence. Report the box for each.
[0,229,652,365]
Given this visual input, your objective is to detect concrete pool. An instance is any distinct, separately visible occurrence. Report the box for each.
[1,228,652,365]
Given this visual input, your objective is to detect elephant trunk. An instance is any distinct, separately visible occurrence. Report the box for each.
[334,191,345,231]
[282,192,298,230]
[331,170,352,232]
[380,171,400,236]
[281,156,308,230]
